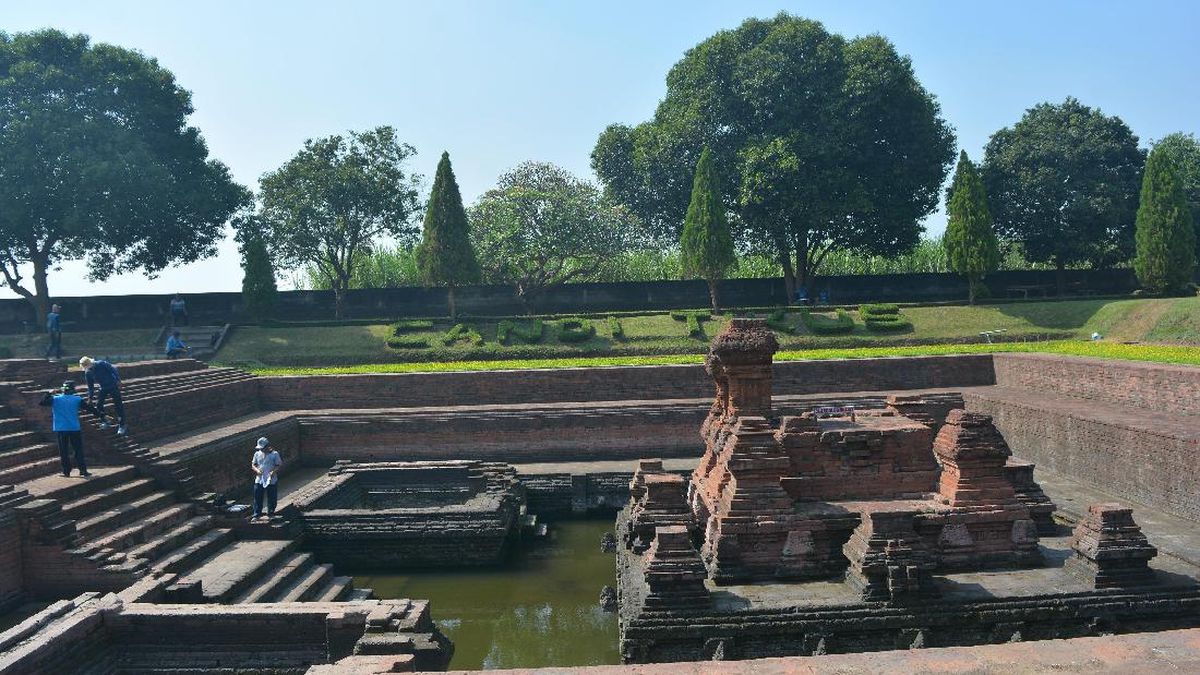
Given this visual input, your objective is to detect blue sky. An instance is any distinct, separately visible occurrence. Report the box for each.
[4,0,1199,298]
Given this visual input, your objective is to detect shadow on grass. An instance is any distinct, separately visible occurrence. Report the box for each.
[992,298,1113,331]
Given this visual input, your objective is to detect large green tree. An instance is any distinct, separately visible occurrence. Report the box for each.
[591,13,955,300]
[1152,132,1200,262]
[470,162,638,313]
[0,30,247,322]
[255,126,422,317]
[1134,145,1196,294]
[981,98,1144,294]
[680,148,735,310]
[944,151,1000,305]
[417,152,478,319]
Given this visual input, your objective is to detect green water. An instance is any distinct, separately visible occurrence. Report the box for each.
[355,520,620,670]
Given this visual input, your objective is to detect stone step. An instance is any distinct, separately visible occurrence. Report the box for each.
[152,528,235,574]
[232,552,315,604]
[77,503,194,554]
[0,430,41,452]
[116,369,254,396]
[313,575,353,602]
[0,417,26,435]
[25,466,142,502]
[123,515,215,565]
[60,478,159,521]
[178,539,297,603]
[345,587,374,601]
[74,491,176,540]
[0,443,56,471]
[275,563,334,602]
[0,457,60,484]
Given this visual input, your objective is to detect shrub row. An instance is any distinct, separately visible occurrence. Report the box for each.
[440,323,485,347]
[556,318,597,343]
[859,303,900,317]
[766,308,795,334]
[799,309,856,335]
[607,316,625,341]
[859,303,911,333]
[498,319,544,345]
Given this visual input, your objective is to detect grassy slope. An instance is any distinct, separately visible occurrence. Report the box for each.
[217,297,1198,368]
[0,328,160,360]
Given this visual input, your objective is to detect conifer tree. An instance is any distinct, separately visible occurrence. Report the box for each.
[239,233,278,319]
[1134,146,1196,294]
[417,152,479,319]
[944,151,1000,304]
[680,147,736,310]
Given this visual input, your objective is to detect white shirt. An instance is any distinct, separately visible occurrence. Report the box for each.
[253,449,282,487]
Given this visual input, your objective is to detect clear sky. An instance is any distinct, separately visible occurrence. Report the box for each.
[4,0,1199,299]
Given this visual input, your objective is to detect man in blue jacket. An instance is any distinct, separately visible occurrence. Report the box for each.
[79,356,127,436]
[39,380,90,477]
[45,304,62,360]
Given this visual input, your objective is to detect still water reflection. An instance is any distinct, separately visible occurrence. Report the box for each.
[355,520,620,670]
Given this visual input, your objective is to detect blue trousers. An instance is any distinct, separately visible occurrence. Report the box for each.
[253,482,278,517]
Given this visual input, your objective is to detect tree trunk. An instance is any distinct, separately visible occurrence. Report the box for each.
[333,282,346,319]
[707,278,720,312]
[31,254,51,328]
[1055,258,1066,297]
[779,250,796,305]
[447,286,457,321]
[967,274,977,305]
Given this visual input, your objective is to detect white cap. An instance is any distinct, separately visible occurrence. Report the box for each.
[256,437,269,449]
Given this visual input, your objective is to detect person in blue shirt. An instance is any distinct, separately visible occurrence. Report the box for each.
[45,304,62,360]
[79,356,127,436]
[39,380,90,477]
[165,331,191,359]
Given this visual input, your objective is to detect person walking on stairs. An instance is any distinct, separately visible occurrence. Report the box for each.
[251,436,282,520]
[39,380,90,477]
[79,356,127,436]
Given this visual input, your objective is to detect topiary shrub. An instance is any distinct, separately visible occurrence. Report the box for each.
[607,316,625,341]
[439,323,484,346]
[669,310,711,322]
[799,309,856,335]
[392,319,435,335]
[498,319,544,345]
[858,303,900,318]
[386,336,430,349]
[766,308,794,334]
[864,315,913,333]
[556,318,597,343]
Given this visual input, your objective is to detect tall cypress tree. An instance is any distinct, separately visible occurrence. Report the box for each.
[680,147,735,310]
[944,151,1000,305]
[417,152,479,319]
[239,234,278,319]
[1134,146,1196,294]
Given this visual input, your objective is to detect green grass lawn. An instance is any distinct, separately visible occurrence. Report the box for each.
[246,340,1200,375]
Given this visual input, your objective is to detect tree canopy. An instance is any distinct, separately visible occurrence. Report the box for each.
[253,126,422,317]
[944,151,1000,304]
[1152,132,1200,262]
[591,13,955,298]
[981,97,1144,290]
[680,148,735,310]
[0,29,247,321]
[417,152,478,319]
[1134,145,1196,294]
[470,161,639,312]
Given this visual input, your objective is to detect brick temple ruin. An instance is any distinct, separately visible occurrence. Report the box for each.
[616,319,1200,663]
[0,322,1198,672]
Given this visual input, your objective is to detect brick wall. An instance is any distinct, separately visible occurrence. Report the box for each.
[992,353,1200,415]
[966,391,1200,522]
[0,513,23,612]
[260,354,995,410]
[159,417,300,498]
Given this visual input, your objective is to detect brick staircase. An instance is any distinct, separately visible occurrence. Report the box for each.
[0,359,369,606]
[153,324,229,361]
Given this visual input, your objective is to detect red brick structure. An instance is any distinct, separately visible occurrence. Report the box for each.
[1067,503,1159,589]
